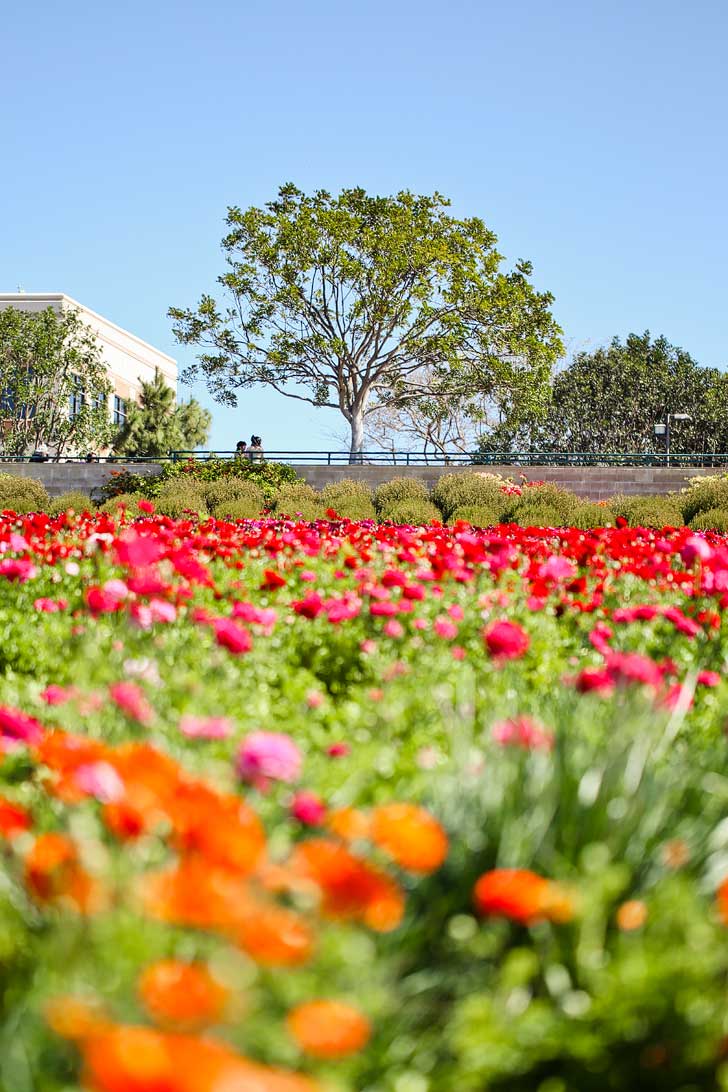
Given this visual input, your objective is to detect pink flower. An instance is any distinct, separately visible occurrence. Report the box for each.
[0,558,36,582]
[109,682,154,724]
[434,617,458,640]
[383,619,404,638]
[0,706,44,748]
[138,499,155,514]
[179,715,233,740]
[483,620,530,661]
[33,597,68,613]
[492,715,554,751]
[574,668,615,695]
[74,761,125,803]
[413,618,428,630]
[360,639,376,655]
[327,741,350,758]
[85,586,125,614]
[452,645,466,660]
[698,669,721,687]
[148,599,177,624]
[40,684,77,705]
[306,690,325,709]
[447,604,465,621]
[292,593,324,619]
[237,731,302,790]
[290,790,325,825]
[213,618,253,654]
[681,535,713,565]
[114,530,164,569]
[538,555,576,582]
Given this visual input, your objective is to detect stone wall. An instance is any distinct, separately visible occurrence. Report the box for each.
[0,462,162,499]
[0,460,718,501]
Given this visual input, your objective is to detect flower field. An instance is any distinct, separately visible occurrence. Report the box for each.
[3,508,728,1090]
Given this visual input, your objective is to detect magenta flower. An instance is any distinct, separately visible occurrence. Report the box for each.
[237,731,302,790]
[179,715,233,740]
[290,790,326,825]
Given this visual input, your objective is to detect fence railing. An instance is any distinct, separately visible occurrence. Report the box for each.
[4,450,728,468]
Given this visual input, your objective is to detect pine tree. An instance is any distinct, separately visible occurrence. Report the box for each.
[114,370,211,457]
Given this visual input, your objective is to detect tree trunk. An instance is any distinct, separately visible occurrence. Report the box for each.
[349,409,365,464]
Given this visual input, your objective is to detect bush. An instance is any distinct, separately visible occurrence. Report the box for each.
[275,483,324,521]
[512,502,566,527]
[570,502,616,529]
[99,493,146,516]
[625,498,685,529]
[450,504,505,528]
[689,507,728,532]
[203,478,264,514]
[432,472,509,520]
[320,480,376,520]
[99,458,300,504]
[213,496,266,521]
[374,477,430,514]
[681,475,728,522]
[46,491,93,517]
[379,499,441,525]
[0,473,49,514]
[155,482,208,519]
[506,482,580,522]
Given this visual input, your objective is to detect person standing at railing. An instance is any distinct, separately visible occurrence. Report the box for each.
[235,440,247,458]
[249,435,264,462]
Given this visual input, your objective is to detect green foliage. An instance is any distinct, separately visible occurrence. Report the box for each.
[212,495,265,520]
[625,498,685,528]
[0,305,114,456]
[681,474,728,522]
[0,473,49,513]
[450,504,505,527]
[99,458,299,505]
[98,493,145,516]
[480,332,727,455]
[432,471,509,520]
[380,498,441,524]
[374,476,431,514]
[201,477,264,512]
[570,502,616,529]
[689,507,728,532]
[512,502,565,527]
[113,369,211,458]
[320,480,376,520]
[170,183,562,454]
[154,482,208,519]
[507,483,580,522]
[274,482,324,520]
[46,491,93,516]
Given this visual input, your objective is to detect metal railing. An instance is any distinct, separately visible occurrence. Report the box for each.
[4,450,728,468]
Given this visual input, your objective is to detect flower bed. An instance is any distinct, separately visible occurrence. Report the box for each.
[2,509,728,1090]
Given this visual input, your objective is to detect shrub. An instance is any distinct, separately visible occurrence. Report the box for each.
[432,472,509,520]
[379,499,441,525]
[512,502,565,527]
[374,477,430,514]
[689,507,728,532]
[99,458,300,504]
[213,496,265,521]
[506,482,580,522]
[321,480,376,520]
[275,483,324,521]
[0,473,49,514]
[155,482,208,519]
[570,502,616,529]
[625,498,685,528]
[46,491,93,517]
[99,492,146,516]
[449,504,505,528]
[681,475,728,522]
[203,478,264,513]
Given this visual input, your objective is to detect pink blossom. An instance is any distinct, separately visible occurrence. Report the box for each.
[237,731,302,790]
[40,684,77,705]
[538,555,576,582]
[292,592,325,619]
[697,669,721,687]
[109,682,154,724]
[383,619,404,638]
[360,639,377,654]
[681,535,713,565]
[413,618,428,630]
[0,558,37,582]
[327,741,350,758]
[492,715,554,751]
[179,715,233,740]
[213,617,253,654]
[290,790,326,825]
[33,597,68,612]
[434,617,458,640]
[483,620,530,661]
[447,604,465,621]
[0,706,44,748]
[74,761,125,803]
[452,645,466,660]
[306,690,325,709]
[114,530,164,569]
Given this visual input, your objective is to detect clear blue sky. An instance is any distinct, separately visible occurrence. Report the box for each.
[2,0,726,451]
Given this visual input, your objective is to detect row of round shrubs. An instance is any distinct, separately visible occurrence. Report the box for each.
[4,468,728,530]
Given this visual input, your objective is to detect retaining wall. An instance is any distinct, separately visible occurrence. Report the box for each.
[0,460,719,501]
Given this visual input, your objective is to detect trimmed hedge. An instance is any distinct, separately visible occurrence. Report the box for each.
[374,477,430,514]
[46,491,93,517]
[275,483,324,521]
[432,472,509,521]
[682,475,728,523]
[155,482,208,519]
[449,504,505,528]
[570,502,616,530]
[320,480,376,520]
[203,478,264,514]
[380,499,441,525]
[0,473,49,514]
[689,507,728,532]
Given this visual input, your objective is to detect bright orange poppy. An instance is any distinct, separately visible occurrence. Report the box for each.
[289,839,405,932]
[287,999,371,1058]
[138,961,228,1029]
[370,803,448,873]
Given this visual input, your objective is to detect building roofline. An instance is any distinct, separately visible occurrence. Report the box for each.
[0,292,177,367]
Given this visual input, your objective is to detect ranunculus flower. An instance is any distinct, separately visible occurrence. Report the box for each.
[237,731,302,790]
[109,682,154,725]
[290,791,326,825]
[0,705,44,748]
[492,715,554,751]
[179,715,233,740]
[327,741,350,758]
[74,762,125,803]
[0,557,37,582]
[212,618,252,654]
[483,620,530,661]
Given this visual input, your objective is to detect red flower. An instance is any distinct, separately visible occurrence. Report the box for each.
[483,620,530,661]
[212,618,253,654]
[109,682,154,725]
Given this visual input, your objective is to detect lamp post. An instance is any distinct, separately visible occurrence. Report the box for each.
[654,413,692,466]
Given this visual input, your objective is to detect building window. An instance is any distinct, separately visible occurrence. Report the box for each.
[113,396,126,426]
[93,391,107,414]
[69,376,85,420]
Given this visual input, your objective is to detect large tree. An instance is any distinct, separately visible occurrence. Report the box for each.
[0,305,115,457]
[114,369,211,458]
[169,184,563,460]
[479,333,728,455]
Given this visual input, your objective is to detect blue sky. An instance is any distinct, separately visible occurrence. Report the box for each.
[2,0,726,452]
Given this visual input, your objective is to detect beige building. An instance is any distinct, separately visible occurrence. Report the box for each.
[0,292,177,432]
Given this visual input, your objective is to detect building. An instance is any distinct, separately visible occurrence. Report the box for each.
[0,292,177,433]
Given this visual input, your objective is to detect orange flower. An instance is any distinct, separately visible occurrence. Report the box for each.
[35,731,110,803]
[370,803,448,873]
[24,833,103,913]
[718,878,728,925]
[81,1024,319,1092]
[138,961,228,1029]
[233,902,315,966]
[327,806,371,842]
[289,839,404,932]
[473,869,571,925]
[287,1000,371,1059]
[0,795,30,837]
[140,858,253,930]
[46,996,109,1042]
[166,781,265,873]
[616,899,648,931]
